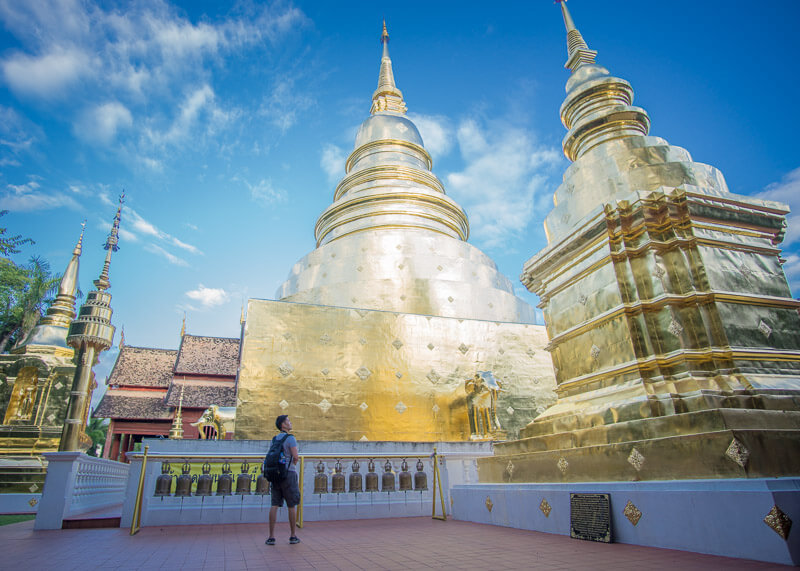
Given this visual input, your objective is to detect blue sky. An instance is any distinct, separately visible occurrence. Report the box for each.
[2,0,799,398]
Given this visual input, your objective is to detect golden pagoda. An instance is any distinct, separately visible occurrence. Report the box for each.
[0,224,85,492]
[479,2,800,482]
[236,24,557,442]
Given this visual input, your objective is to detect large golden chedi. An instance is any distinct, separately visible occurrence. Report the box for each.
[480,3,800,482]
[236,26,556,442]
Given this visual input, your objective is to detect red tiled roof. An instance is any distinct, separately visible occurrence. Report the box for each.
[174,335,239,377]
[165,382,237,408]
[107,346,177,388]
[93,389,172,420]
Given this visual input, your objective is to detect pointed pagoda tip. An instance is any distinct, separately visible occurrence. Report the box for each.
[382,19,389,42]
[73,220,86,256]
[556,0,576,33]
[181,312,186,337]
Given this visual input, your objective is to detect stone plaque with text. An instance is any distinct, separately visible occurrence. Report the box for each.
[570,493,611,543]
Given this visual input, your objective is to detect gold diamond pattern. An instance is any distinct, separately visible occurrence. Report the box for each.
[458,343,469,355]
[282,332,292,340]
[624,500,642,526]
[725,438,750,469]
[392,339,403,350]
[526,348,536,358]
[485,496,493,512]
[627,448,645,472]
[359,402,368,412]
[279,400,289,410]
[54,381,63,390]
[447,296,454,303]
[590,344,601,360]
[506,406,515,415]
[557,457,568,474]
[539,499,552,518]
[395,401,407,414]
[319,333,332,344]
[578,294,588,305]
[764,505,792,540]
[668,318,684,337]
[278,362,293,377]
[395,372,403,379]
[29,484,38,493]
[28,498,38,507]
[432,404,440,413]
[318,399,332,413]
[321,368,330,376]
[358,337,367,345]
[654,264,666,278]
[758,319,773,339]
[505,461,514,480]
[355,366,372,381]
[426,370,441,383]
[427,342,435,351]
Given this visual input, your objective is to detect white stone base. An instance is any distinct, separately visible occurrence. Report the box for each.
[451,479,800,566]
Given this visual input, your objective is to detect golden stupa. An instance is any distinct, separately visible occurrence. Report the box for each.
[236,24,557,442]
[479,2,800,482]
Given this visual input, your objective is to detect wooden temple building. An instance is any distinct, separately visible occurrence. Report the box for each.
[94,334,240,462]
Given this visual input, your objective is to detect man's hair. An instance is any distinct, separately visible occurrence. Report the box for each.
[275,414,289,431]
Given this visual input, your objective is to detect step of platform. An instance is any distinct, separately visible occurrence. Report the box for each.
[61,504,122,529]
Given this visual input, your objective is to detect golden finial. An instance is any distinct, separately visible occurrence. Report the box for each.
[170,385,185,439]
[240,303,245,325]
[381,19,389,43]
[556,0,597,72]
[93,192,124,292]
[371,19,407,115]
[119,325,125,348]
[180,312,186,337]
[74,220,86,256]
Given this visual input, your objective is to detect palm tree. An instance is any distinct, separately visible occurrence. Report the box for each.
[84,417,109,457]
[0,256,61,352]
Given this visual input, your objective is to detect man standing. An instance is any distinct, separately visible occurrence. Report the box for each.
[266,414,301,545]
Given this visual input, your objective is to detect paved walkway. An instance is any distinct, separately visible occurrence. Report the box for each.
[2,517,789,570]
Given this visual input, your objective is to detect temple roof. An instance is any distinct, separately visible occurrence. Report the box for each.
[107,345,177,388]
[165,382,236,408]
[93,389,172,420]
[174,335,240,377]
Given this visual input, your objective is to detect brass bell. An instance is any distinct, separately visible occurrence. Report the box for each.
[414,458,428,491]
[331,459,346,494]
[255,473,270,495]
[154,461,173,497]
[195,461,213,496]
[236,461,252,495]
[398,459,412,491]
[216,461,233,496]
[313,460,328,494]
[174,460,193,497]
[348,459,363,493]
[365,459,379,492]
[381,459,395,492]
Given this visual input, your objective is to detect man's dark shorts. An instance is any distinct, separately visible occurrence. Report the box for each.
[271,471,300,508]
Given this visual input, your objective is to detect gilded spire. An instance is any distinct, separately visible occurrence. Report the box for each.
[370,20,407,115]
[18,221,86,350]
[181,312,186,337]
[557,0,597,72]
[169,385,185,439]
[93,193,124,292]
[119,325,125,348]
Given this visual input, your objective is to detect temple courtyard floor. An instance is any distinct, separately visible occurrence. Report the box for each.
[0,516,789,570]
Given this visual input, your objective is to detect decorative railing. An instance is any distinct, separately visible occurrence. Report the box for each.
[71,454,130,511]
[125,448,447,531]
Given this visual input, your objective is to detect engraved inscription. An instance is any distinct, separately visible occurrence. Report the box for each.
[570,493,611,543]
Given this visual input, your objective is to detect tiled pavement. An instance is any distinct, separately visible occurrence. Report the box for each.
[1,516,789,570]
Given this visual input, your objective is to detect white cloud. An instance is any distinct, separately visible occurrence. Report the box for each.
[756,166,800,249]
[446,117,562,248]
[1,48,91,98]
[260,78,314,134]
[145,243,188,267]
[235,176,287,206]
[74,101,133,143]
[320,143,346,184]
[185,284,229,308]
[125,208,201,254]
[0,180,80,211]
[783,253,800,297]
[408,113,453,159]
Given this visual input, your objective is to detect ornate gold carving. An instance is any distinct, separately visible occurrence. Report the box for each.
[392,339,403,350]
[431,404,439,413]
[318,399,332,413]
[426,370,441,383]
[279,399,289,410]
[578,294,588,305]
[627,448,645,472]
[623,501,642,526]
[539,498,552,517]
[458,343,469,355]
[278,362,293,377]
[355,366,371,381]
[764,505,792,540]
[359,402,368,411]
[505,460,514,480]
[557,457,569,473]
[28,498,38,507]
[668,318,683,337]
[485,496,493,512]
[758,320,772,339]
[725,438,750,469]
[321,368,329,376]
[28,484,38,493]
[395,401,407,414]
[590,345,600,360]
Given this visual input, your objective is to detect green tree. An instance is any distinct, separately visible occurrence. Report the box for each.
[0,256,61,352]
[84,417,109,457]
[0,211,33,256]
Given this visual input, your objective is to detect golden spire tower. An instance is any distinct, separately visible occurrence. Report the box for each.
[60,195,124,452]
[16,221,85,353]
[479,3,800,482]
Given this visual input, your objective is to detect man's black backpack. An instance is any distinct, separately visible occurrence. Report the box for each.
[263,433,290,484]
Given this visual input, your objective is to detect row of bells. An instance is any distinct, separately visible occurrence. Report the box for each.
[314,459,428,494]
[154,461,269,498]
